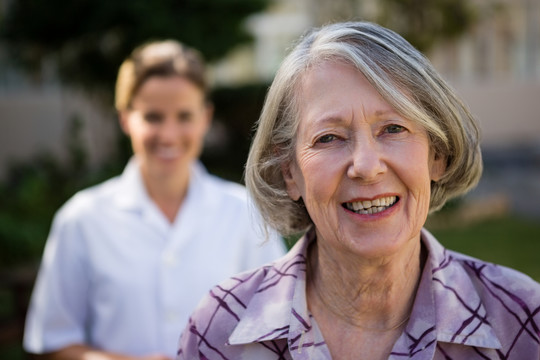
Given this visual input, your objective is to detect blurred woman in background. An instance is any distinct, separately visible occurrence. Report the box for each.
[23,40,285,360]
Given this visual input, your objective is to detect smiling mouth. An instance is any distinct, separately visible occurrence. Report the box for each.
[343,196,398,215]
[156,148,180,159]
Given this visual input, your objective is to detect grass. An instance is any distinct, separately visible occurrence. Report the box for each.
[427,216,540,282]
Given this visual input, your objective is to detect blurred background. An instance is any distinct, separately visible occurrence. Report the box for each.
[1,0,539,357]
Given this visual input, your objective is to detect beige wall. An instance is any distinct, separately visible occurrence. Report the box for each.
[450,80,540,148]
[0,89,118,179]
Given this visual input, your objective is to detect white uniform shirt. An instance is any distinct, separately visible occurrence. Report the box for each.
[23,159,286,358]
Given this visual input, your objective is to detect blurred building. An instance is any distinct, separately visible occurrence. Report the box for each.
[213,0,540,149]
[429,0,540,149]
[0,51,118,179]
[1,0,540,182]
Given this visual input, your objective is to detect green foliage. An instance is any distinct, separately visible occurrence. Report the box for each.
[201,82,270,183]
[0,287,14,319]
[0,0,270,95]
[0,115,116,268]
[0,155,71,267]
[376,0,477,51]
[0,344,25,360]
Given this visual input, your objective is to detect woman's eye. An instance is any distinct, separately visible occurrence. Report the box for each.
[385,124,405,134]
[178,111,193,123]
[143,112,163,123]
[317,134,336,144]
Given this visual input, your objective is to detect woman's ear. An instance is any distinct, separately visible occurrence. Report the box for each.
[118,110,131,136]
[203,102,214,134]
[281,160,302,201]
[430,152,447,182]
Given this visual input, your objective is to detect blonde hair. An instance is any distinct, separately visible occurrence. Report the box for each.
[115,40,207,111]
[246,21,483,236]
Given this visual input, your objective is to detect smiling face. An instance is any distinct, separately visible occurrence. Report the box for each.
[283,61,445,259]
[120,75,211,182]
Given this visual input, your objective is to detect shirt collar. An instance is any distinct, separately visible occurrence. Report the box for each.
[112,157,208,212]
[112,157,150,211]
[228,230,314,345]
[421,228,502,349]
[227,228,502,352]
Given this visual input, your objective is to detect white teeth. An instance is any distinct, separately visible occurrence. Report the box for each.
[346,196,397,215]
[351,202,363,211]
[157,148,180,159]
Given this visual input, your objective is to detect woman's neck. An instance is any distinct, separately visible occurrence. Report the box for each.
[141,166,190,223]
[306,236,425,330]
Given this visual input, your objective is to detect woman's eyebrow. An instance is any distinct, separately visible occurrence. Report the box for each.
[308,108,351,125]
[373,109,401,118]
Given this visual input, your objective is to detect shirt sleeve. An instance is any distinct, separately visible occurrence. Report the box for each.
[23,204,91,353]
[176,317,201,360]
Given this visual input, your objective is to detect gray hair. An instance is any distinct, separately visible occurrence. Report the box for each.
[245,21,482,236]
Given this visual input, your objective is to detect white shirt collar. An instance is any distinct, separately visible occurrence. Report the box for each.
[112,157,209,211]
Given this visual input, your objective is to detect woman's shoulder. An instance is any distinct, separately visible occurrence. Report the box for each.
[185,239,305,332]
[450,249,540,289]
[424,229,540,295]
[202,172,247,200]
[178,245,304,359]
[447,248,540,318]
[424,229,540,313]
[196,170,258,218]
[182,264,270,340]
[55,176,122,220]
[446,251,540,355]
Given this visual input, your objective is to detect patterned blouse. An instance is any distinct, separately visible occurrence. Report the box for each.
[177,228,540,359]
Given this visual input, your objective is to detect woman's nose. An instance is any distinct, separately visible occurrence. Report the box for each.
[158,117,183,140]
[346,137,387,180]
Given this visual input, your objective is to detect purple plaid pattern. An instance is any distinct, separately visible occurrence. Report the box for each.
[177,229,540,359]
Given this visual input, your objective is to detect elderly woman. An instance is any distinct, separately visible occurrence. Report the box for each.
[177,21,540,359]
